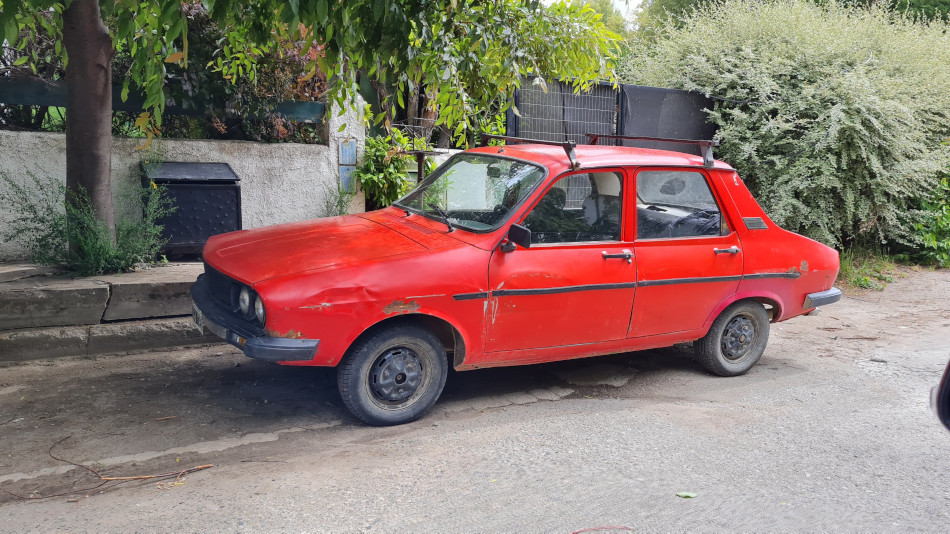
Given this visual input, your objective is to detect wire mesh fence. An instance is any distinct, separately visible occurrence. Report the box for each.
[510,81,618,145]
[508,79,717,154]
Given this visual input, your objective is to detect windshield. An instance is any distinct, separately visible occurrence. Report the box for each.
[396,154,546,232]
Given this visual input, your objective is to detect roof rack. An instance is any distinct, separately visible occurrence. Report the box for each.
[586,133,720,168]
[479,133,579,170]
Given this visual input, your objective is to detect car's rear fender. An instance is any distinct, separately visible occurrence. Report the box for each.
[697,293,783,338]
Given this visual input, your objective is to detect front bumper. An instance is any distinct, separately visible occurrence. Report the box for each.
[191,275,318,362]
[803,287,842,309]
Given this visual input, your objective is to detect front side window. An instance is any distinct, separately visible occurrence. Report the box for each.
[522,172,622,244]
[397,154,545,232]
[636,170,728,239]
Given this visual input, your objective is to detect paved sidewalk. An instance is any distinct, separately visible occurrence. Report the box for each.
[0,262,221,361]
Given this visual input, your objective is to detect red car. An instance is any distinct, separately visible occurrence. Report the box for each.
[192,135,841,425]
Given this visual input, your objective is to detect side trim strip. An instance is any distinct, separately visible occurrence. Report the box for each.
[493,282,638,297]
[452,292,489,301]
[457,271,804,300]
[743,272,801,280]
[637,275,742,288]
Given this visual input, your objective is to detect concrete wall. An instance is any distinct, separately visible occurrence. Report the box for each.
[0,104,365,261]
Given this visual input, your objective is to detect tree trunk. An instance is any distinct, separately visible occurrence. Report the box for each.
[422,93,449,148]
[407,85,420,127]
[369,78,392,129]
[63,0,115,238]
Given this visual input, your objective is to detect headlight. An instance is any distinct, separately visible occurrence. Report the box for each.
[239,287,251,314]
[254,296,266,325]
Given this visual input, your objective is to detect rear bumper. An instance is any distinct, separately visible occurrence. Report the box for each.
[803,287,842,309]
[191,275,318,362]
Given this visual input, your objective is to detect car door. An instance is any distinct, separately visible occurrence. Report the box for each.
[485,170,636,352]
[629,168,743,338]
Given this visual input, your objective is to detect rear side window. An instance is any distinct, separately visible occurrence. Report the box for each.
[636,170,729,239]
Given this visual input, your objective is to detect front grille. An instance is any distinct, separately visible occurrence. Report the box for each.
[204,263,237,307]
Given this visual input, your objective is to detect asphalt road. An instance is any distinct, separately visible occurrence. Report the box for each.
[1,269,948,532]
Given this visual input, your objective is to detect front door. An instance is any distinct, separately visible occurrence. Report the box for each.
[485,171,636,352]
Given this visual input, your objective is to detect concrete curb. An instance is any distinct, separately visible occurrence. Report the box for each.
[0,263,219,362]
[0,317,224,362]
[0,263,203,330]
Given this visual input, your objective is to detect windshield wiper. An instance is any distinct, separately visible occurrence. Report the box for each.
[426,203,456,232]
[393,203,411,216]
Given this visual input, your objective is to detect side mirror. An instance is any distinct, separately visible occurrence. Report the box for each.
[933,359,950,431]
[500,224,531,252]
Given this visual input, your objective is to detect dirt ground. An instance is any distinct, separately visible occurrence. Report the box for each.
[0,268,948,532]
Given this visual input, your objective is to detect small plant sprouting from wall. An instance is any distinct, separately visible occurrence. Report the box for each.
[320,179,355,218]
[0,173,175,276]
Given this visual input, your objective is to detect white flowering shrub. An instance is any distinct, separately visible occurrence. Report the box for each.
[622,0,950,248]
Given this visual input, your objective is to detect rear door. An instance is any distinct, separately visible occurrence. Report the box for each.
[629,169,743,337]
[486,170,636,352]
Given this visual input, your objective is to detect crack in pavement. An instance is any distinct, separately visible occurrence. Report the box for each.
[0,420,342,484]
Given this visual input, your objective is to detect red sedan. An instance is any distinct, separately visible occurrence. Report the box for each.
[192,136,841,425]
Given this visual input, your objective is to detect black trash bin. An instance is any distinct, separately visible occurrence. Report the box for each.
[142,162,242,256]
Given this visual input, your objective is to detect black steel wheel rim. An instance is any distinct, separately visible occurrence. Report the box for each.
[370,347,424,404]
[721,315,755,361]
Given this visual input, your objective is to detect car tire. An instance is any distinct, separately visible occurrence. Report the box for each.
[337,324,448,426]
[695,301,770,377]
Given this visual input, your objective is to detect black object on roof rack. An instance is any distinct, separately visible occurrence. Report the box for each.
[586,133,719,168]
[479,133,579,170]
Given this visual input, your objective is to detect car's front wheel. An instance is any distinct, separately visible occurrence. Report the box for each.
[695,301,770,376]
[337,324,448,426]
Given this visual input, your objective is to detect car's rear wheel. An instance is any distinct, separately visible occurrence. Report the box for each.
[337,324,448,426]
[695,301,770,376]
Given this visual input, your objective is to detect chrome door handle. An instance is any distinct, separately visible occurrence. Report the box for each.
[602,249,633,264]
[714,246,740,255]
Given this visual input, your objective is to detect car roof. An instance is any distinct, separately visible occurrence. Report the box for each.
[466,143,735,174]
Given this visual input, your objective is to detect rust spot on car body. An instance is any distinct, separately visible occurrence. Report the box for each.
[383,299,421,315]
[299,303,332,311]
[267,329,304,339]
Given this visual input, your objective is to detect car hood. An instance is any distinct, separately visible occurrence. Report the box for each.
[203,215,435,285]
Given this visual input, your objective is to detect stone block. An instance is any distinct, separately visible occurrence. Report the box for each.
[0,326,89,361]
[96,263,202,321]
[86,317,221,355]
[0,279,109,329]
[0,264,58,283]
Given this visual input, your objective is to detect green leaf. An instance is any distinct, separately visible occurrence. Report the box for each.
[2,14,19,45]
[676,492,697,499]
[317,0,328,22]
[160,1,180,25]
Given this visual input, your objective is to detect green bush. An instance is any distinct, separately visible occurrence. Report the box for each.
[621,0,950,248]
[916,172,950,266]
[0,174,175,276]
[355,131,434,209]
[838,248,900,290]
